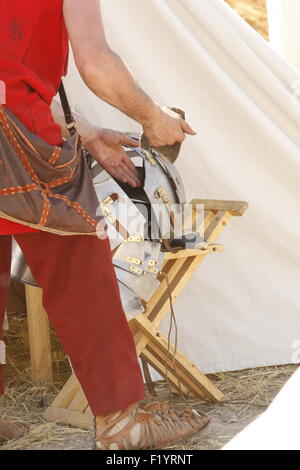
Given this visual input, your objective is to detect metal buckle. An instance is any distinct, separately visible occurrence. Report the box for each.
[129,265,143,275]
[144,150,157,167]
[155,187,170,204]
[127,257,142,265]
[148,259,158,267]
[127,236,144,242]
[146,267,159,275]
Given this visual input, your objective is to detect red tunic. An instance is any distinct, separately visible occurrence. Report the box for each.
[0,0,69,234]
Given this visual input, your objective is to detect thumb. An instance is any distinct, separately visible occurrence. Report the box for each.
[181,119,197,135]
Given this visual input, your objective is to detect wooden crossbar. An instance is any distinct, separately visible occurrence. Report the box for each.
[135,315,224,401]
[192,199,248,216]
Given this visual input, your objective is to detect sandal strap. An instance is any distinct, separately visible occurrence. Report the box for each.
[96,410,160,450]
[96,403,136,431]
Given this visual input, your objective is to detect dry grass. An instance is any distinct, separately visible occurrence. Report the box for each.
[1,314,91,450]
[0,314,297,450]
[225,0,268,39]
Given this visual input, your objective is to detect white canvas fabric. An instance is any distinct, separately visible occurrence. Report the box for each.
[59,0,300,374]
[267,0,300,72]
[0,340,5,365]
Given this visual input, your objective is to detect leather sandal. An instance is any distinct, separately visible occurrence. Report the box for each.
[95,402,210,450]
[0,418,30,441]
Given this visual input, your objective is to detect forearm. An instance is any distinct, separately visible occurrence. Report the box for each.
[80,48,159,126]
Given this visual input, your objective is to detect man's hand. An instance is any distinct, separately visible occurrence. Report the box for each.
[142,106,197,148]
[85,128,141,188]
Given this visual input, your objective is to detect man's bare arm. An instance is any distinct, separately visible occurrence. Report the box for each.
[63,0,156,126]
[63,0,196,147]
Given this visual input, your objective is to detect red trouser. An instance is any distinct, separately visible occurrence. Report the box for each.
[0,231,145,415]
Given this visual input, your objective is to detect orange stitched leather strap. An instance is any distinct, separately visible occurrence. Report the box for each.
[48,147,61,165]
[0,107,40,183]
[0,183,39,196]
[50,192,98,227]
[0,105,98,230]
[6,113,40,156]
[39,190,51,226]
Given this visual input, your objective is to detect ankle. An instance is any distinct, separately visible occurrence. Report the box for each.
[96,402,139,422]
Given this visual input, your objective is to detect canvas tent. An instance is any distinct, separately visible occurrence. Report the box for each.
[58,0,300,375]
[267,0,300,72]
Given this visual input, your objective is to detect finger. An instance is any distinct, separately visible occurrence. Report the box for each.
[106,166,128,184]
[119,134,140,147]
[164,132,185,146]
[120,162,140,186]
[181,119,197,135]
[120,161,139,181]
[176,131,186,144]
[122,153,140,177]
[118,164,138,187]
[107,166,137,188]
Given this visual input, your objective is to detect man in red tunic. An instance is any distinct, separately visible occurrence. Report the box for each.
[0,0,209,448]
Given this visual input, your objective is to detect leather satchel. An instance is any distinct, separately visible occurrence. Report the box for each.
[0,82,102,236]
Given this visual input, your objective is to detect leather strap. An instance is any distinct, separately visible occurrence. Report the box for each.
[141,357,157,396]
[59,81,94,170]
[59,80,77,136]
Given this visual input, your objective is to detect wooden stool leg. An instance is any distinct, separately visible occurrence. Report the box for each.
[25,285,53,383]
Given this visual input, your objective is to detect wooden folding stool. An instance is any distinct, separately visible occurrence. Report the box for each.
[24,199,248,428]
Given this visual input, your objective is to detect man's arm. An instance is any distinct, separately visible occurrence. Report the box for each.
[63,0,196,147]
